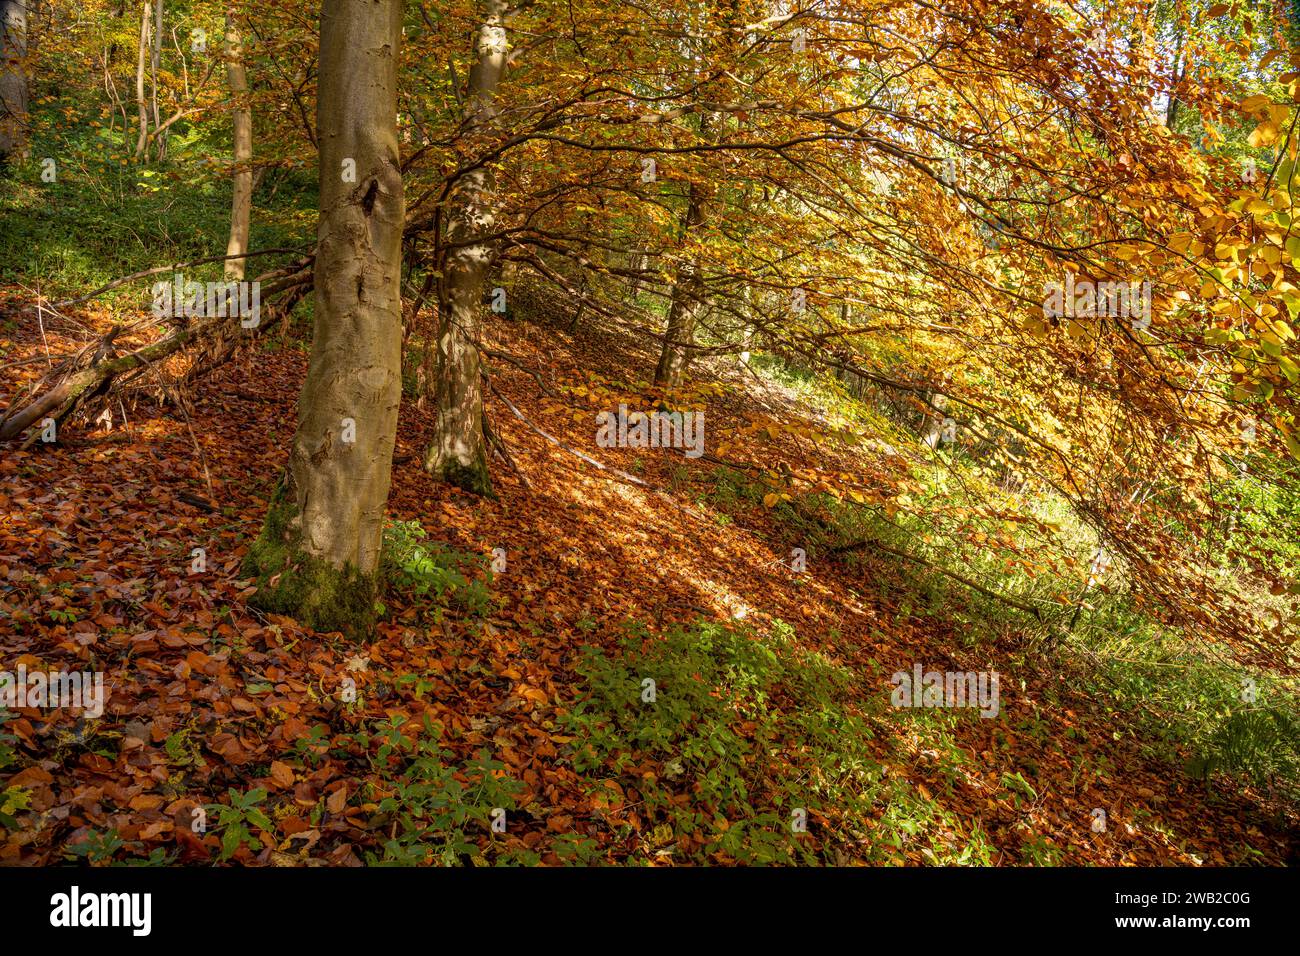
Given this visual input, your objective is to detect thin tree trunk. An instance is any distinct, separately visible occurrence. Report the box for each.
[150,0,162,158]
[245,0,405,638]
[627,248,646,299]
[922,391,948,448]
[651,0,734,389]
[133,0,149,159]
[423,0,508,496]
[653,182,705,388]
[223,8,252,282]
[1164,28,1183,130]
[0,0,29,161]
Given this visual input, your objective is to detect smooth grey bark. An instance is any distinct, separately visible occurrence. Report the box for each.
[223,8,252,282]
[150,0,162,157]
[0,0,29,161]
[133,0,149,159]
[246,0,405,637]
[423,0,509,496]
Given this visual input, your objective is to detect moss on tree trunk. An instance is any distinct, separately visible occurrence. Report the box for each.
[426,452,493,498]
[422,0,508,498]
[243,480,378,639]
[239,0,405,641]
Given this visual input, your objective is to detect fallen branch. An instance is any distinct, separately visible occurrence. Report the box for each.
[2,319,209,444]
[2,256,314,444]
[26,247,311,313]
[488,381,707,521]
[489,381,651,487]
[831,537,1045,621]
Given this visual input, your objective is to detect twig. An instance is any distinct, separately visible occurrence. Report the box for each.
[29,247,310,313]
[489,381,706,522]
[831,536,1045,620]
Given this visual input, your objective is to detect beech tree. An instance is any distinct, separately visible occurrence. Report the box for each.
[132,0,148,159]
[223,6,252,283]
[422,0,510,496]
[0,0,28,161]
[244,0,405,636]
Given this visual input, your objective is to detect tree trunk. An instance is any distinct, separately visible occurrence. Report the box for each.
[133,0,149,159]
[245,0,405,638]
[223,8,252,282]
[0,0,29,162]
[653,182,705,388]
[1164,27,1183,130]
[922,391,948,448]
[423,0,508,497]
[651,0,731,390]
[150,0,163,158]
[627,248,647,299]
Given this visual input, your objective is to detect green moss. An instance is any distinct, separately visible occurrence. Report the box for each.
[243,479,378,639]
[429,455,494,499]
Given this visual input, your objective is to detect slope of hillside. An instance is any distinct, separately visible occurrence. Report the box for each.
[1,292,1295,866]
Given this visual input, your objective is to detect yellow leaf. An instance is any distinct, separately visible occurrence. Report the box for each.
[1249,120,1280,148]
[1241,93,1271,114]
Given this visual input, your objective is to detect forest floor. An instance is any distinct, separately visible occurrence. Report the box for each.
[1,287,1297,866]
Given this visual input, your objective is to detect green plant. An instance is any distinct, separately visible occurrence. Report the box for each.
[210,787,275,862]
[0,707,16,771]
[562,618,885,864]
[62,828,126,864]
[357,713,523,866]
[1188,703,1300,791]
[1019,834,1063,866]
[0,785,30,830]
[381,520,493,620]
[61,827,172,866]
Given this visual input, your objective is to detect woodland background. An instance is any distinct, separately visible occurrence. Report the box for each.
[1,0,1299,866]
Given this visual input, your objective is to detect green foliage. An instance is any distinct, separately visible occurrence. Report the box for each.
[60,827,172,866]
[0,707,15,772]
[743,356,1300,811]
[0,707,22,831]
[356,713,523,866]
[873,778,997,866]
[210,787,275,862]
[0,147,313,303]
[61,828,125,864]
[1078,621,1300,801]
[1211,465,1300,577]
[0,785,30,831]
[562,618,885,864]
[381,519,493,620]
[1194,705,1300,788]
